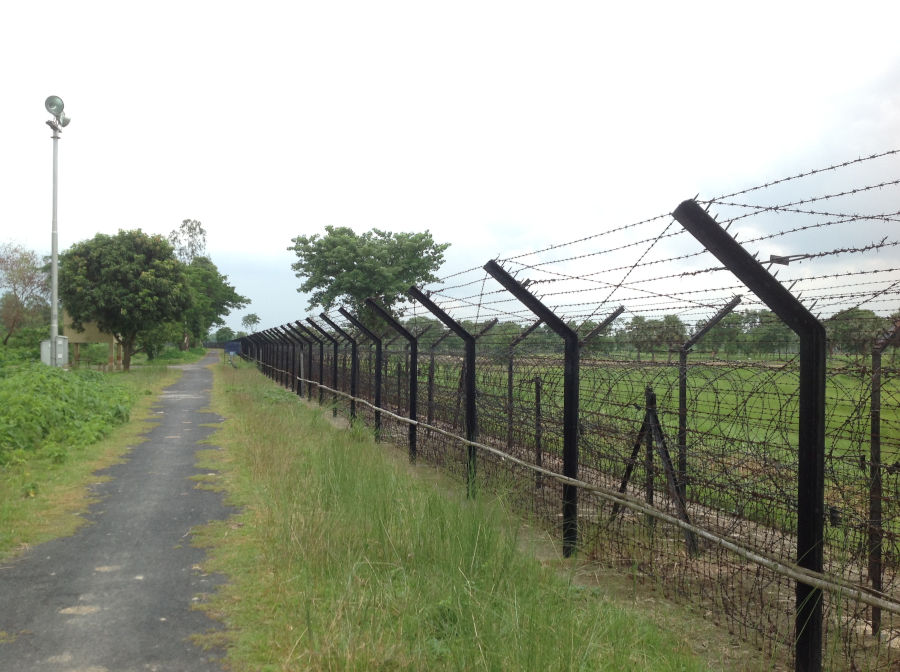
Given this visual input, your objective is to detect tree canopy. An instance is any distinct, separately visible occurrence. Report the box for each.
[288,226,449,317]
[825,307,888,356]
[167,219,207,264]
[241,313,261,331]
[0,243,49,345]
[180,255,248,346]
[59,230,191,370]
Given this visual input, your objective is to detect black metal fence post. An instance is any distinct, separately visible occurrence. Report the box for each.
[294,321,324,405]
[409,287,479,497]
[285,324,310,398]
[676,296,741,501]
[507,319,543,451]
[426,329,453,437]
[276,328,292,388]
[321,313,359,420]
[260,330,277,380]
[366,299,418,461]
[484,260,581,557]
[339,308,383,437]
[534,375,542,489]
[308,318,340,416]
[869,318,900,635]
[277,325,301,394]
[673,199,827,672]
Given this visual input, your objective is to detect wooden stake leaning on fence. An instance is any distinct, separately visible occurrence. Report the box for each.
[610,386,699,556]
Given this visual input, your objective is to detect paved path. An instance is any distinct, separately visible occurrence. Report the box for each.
[0,353,232,672]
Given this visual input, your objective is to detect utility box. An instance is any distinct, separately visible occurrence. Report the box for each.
[41,336,69,366]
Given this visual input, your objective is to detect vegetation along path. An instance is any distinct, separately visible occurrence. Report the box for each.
[0,352,230,671]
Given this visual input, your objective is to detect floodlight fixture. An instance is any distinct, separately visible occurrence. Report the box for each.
[45,95,65,117]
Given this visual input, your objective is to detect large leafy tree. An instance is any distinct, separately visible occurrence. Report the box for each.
[0,243,49,345]
[180,256,248,347]
[165,219,247,349]
[288,226,449,318]
[59,230,191,370]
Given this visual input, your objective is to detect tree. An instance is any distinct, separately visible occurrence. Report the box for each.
[0,243,49,345]
[745,310,797,357]
[59,230,191,370]
[704,311,749,358]
[167,220,246,348]
[179,256,248,348]
[214,326,236,343]
[288,226,450,317]
[658,314,687,361]
[626,316,651,361]
[241,313,261,332]
[826,307,887,356]
[168,219,207,263]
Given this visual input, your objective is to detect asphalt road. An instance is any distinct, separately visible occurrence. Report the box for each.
[0,353,232,672]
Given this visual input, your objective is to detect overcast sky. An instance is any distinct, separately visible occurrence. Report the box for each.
[2,1,899,332]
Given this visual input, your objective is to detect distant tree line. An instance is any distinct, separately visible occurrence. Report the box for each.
[371,308,897,362]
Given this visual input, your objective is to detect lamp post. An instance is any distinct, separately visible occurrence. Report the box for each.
[45,96,70,367]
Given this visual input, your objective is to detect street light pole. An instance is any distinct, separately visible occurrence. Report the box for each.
[49,121,60,367]
[45,96,70,368]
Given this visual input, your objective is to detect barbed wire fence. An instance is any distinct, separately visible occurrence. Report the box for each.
[241,149,900,672]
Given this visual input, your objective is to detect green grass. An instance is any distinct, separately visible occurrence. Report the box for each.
[0,364,181,558]
[192,360,761,671]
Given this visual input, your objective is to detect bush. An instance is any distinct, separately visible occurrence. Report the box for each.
[0,363,134,464]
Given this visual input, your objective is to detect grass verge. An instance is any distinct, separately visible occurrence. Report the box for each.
[0,364,182,559]
[193,360,762,671]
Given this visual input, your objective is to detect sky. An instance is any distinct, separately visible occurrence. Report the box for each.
[2,1,900,334]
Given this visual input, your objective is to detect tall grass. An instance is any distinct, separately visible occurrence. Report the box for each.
[195,363,729,670]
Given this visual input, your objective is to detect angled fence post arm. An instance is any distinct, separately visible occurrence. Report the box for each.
[484,259,580,558]
[579,306,625,347]
[474,318,498,340]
